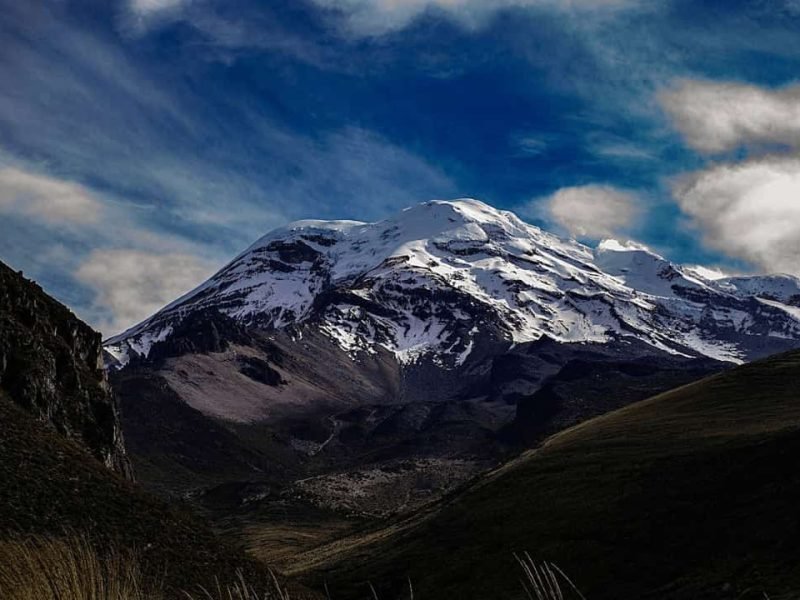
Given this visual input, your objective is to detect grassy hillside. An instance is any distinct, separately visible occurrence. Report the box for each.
[296,350,800,599]
[0,391,313,599]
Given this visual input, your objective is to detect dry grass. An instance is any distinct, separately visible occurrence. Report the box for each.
[0,536,297,600]
[516,554,585,600]
[185,570,291,600]
[0,534,585,600]
[0,536,156,600]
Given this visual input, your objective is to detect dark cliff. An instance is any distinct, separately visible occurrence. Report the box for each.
[0,260,132,478]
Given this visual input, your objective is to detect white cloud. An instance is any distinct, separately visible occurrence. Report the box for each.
[659,79,800,154]
[673,157,800,277]
[0,167,104,225]
[539,184,641,239]
[75,249,217,335]
[129,0,186,16]
[664,78,800,277]
[311,0,634,36]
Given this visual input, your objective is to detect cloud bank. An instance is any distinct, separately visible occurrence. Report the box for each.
[541,184,640,240]
[663,77,800,277]
[660,79,800,154]
[673,157,800,277]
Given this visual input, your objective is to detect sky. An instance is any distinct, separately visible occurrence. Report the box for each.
[4,0,800,335]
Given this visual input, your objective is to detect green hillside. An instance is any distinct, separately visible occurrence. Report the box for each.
[300,350,800,599]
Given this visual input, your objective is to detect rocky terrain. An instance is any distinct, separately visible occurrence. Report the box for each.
[0,260,131,477]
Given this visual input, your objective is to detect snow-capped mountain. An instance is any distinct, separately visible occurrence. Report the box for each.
[105,199,800,507]
[107,199,800,368]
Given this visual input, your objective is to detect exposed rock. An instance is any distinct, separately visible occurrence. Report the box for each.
[144,309,251,365]
[238,355,285,386]
[0,261,132,478]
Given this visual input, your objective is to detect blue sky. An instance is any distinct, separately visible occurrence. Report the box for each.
[4,0,800,334]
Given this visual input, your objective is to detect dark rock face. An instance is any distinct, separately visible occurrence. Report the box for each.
[144,309,251,365]
[0,261,132,478]
[264,240,322,264]
[238,356,285,386]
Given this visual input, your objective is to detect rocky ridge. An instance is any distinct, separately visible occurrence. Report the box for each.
[0,260,131,477]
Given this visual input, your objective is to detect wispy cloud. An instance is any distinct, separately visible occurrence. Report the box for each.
[586,133,657,162]
[510,134,555,157]
[311,0,636,36]
[0,1,457,334]
[0,167,104,225]
[128,0,186,16]
[118,0,330,66]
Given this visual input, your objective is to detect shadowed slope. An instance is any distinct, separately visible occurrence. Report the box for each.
[0,261,130,476]
[300,350,800,600]
[0,390,315,598]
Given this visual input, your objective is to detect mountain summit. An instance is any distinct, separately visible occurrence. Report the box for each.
[107,199,800,368]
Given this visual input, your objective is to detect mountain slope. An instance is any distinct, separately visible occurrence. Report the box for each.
[296,349,800,600]
[0,390,282,597]
[0,260,130,477]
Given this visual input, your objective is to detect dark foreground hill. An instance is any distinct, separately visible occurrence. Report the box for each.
[296,349,800,600]
[0,390,281,597]
[0,261,311,598]
[0,261,130,476]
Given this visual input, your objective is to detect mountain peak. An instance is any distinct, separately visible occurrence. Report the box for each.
[255,198,541,257]
[593,237,706,297]
[106,199,800,368]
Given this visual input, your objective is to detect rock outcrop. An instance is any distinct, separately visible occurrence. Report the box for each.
[0,260,132,478]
